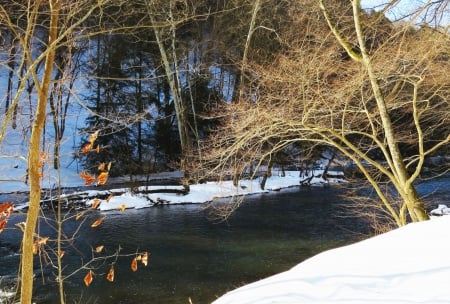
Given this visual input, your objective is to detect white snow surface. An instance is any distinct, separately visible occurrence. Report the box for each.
[1,165,343,211]
[213,215,450,304]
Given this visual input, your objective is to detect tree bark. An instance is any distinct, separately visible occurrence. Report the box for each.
[350,0,428,222]
[320,0,429,224]
[20,1,60,303]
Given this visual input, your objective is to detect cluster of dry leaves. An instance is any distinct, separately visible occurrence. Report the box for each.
[0,130,150,289]
[79,131,150,287]
[83,252,149,286]
[79,131,111,186]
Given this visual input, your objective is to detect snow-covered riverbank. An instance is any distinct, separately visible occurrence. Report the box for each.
[5,169,345,211]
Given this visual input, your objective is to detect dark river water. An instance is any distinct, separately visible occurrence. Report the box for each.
[1,177,449,304]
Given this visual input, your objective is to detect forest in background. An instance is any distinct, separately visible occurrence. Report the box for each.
[0,0,448,176]
[1,0,449,220]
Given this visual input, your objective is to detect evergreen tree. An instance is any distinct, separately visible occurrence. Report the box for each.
[81,34,139,176]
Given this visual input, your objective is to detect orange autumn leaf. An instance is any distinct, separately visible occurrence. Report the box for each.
[91,217,105,228]
[91,198,101,209]
[38,152,47,167]
[88,130,99,145]
[81,131,99,153]
[32,236,49,254]
[0,220,7,234]
[84,270,94,287]
[38,236,49,245]
[97,172,109,186]
[80,172,95,186]
[141,252,149,266]
[106,264,114,282]
[131,257,138,272]
[95,145,100,154]
[59,250,65,258]
[98,162,106,171]
[120,204,126,212]
[75,211,84,220]
[95,245,104,253]
[0,202,14,218]
[33,241,39,255]
[81,143,92,153]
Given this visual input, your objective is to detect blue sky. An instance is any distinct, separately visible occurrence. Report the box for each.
[362,0,449,26]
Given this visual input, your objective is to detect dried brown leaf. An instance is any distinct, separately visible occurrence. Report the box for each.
[84,270,94,287]
[91,217,105,228]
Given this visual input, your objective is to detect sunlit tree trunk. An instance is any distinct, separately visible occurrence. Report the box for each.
[20,2,60,303]
[239,0,261,102]
[320,0,429,224]
[350,0,428,223]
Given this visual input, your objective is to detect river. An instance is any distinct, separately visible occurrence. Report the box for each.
[1,177,448,304]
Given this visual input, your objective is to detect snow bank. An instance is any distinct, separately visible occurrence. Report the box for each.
[430,204,450,216]
[83,170,344,211]
[212,216,450,304]
[7,170,342,211]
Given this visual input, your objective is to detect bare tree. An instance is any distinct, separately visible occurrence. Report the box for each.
[203,0,449,227]
[48,34,82,170]
[238,0,262,101]
[144,0,195,190]
[0,1,114,302]
[22,2,61,302]
[319,0,448,224]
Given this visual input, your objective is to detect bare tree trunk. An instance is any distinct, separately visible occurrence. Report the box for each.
[322,148,336,180]
[50,52,74,170]
[350,0,428,222]
[146,0,192,190]
[320,0,429,224]
[20,2,59,303]
[49,71,63,170]
[5,38,17,115]
[260,157,273,190]
[239,0,261,102]
[136,52,143,165]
